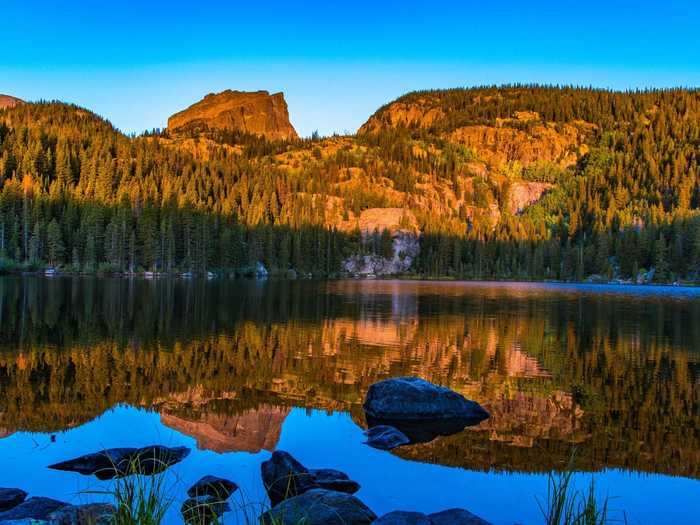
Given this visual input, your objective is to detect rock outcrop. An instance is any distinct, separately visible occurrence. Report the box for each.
[0,95,24,110]
[168,90,298,141]
[341,208,420,276]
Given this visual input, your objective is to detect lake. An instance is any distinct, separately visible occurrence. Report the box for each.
[0,276,698,524]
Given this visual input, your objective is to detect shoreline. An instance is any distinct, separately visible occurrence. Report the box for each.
[4,268,700,290]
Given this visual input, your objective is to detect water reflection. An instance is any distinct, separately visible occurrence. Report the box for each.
[0,276,698,521]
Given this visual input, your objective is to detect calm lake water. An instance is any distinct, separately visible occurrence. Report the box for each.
[0,277,698,524]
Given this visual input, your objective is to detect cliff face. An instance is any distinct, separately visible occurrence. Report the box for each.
[167,90,298,141]
[0,95,24,110]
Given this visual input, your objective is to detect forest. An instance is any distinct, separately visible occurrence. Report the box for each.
[1,85,700,281]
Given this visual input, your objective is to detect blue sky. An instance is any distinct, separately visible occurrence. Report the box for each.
[3,1,699,136]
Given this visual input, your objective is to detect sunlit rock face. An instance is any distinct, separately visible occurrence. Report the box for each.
[0,95,24,110]
[167,90,298,141]
[341,208,420,276]
[159,403,290,453]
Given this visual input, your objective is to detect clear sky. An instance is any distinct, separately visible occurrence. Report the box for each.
[3,0,699,137]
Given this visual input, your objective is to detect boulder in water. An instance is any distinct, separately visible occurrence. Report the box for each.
[48,445,190,480]
[309,469,360,494]
[261,451,319,506]
[186,475,238,499]
[428,508,493,525]
[0,489,27,512]
[260,489,376,525]
[372,510,432,524]
[47,503,115,525]
[363,377,489,423]
[181,495,231,524]
[372,508,492,525]
[0,497,67,521]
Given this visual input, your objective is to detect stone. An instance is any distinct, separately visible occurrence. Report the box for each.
[309,469,360,494]
[0,489,27,512]
[260,451,319,506]
[181,495,231,525]
[372,510,432,524]
[0,498,67,521]
[47,503,115,525]
[364,425,410,450]
[363,377,489,423]
[371,509,493,525]
[428,508,493,525]
[48,445,190,480]
[187,475,238,499]
[260,489,376,525]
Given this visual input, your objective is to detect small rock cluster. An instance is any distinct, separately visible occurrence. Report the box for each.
[0,488,114,524]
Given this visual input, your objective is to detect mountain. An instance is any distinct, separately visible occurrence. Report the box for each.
[167,90,298,141]
[0,94,24,110]
[1,85,700,281]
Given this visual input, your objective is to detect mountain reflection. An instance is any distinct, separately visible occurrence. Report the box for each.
[0,277,698,477]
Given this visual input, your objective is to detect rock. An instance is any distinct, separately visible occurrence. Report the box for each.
[363,377,489,423]
[0,95,24,111]
[0,489,27,512]
[309,469,360,494]
[48,445,190,480]
[428,508,493,525]
[260,451,319,506]
[260,489,376,525]
[187,475,238,499]
[0,498,67,521]
[364,425,410,450]
[372,510,432,524]
[168,90,298,141]
[47,503,115,525]
[371,509,493,525]
[181,495,231,525]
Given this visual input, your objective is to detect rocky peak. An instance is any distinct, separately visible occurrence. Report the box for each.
[0,95,24,110]
[167,90,298,141]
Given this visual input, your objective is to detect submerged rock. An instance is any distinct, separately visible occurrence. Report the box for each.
[47,503,115,525]
[363,425,410,450]
[309,469,360,494]
[186,475,238,499]
[260,489,376,525]
[364,377,489,423]
[372,508,492,525]
[428,508,493,525]
[0,489,27,512]
[181,495,231,525]
[0,497,67,521]
[372,510,432,524]
[48,445,190,480]
[261,451,319,506]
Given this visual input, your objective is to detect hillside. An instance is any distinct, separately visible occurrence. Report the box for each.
[1,85,700,281]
